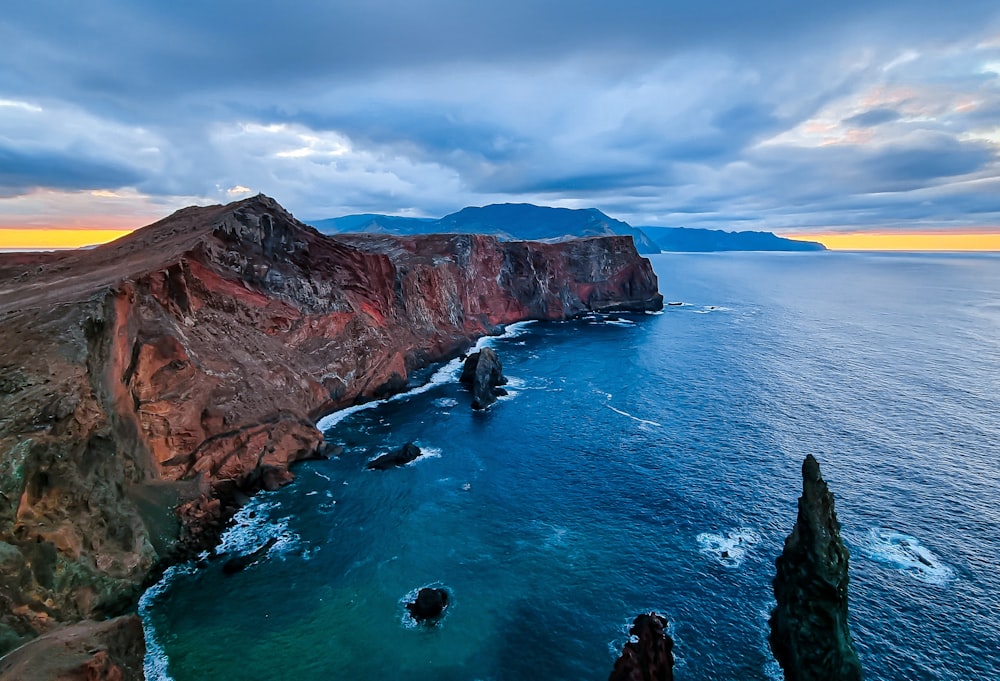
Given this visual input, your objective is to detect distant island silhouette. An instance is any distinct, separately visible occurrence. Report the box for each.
[310,203,825,253]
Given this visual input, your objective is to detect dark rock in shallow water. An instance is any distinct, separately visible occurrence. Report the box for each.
[366,442,422,470]
[406,587,449,622]
[769,454,864,681]
[222,537,278,574]
[609,612,674,681]
[460,347,508,410]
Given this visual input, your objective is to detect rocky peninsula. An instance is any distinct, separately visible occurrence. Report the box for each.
[0,194,662,666]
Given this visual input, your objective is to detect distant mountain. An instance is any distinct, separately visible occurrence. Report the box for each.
[309,204,662,254]
[309,214,436,234]
[435,204,661,253]
[639,226,826,252]
[309,205,827,254]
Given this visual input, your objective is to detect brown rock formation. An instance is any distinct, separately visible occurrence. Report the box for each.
[769,454,864,681]
[460,347,507,409]
[609,612,674,681]
[0,194,662,654]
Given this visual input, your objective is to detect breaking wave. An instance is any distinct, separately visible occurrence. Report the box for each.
[317,321,536,431]
[696,528,761,568]
[859,529,955,585]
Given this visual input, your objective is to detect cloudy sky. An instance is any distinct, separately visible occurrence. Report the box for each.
[3,1,1000,235]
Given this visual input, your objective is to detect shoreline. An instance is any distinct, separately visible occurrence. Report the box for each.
[138,317,550,679]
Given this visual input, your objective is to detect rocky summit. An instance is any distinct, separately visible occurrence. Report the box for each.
[0,194,662,657]
[609,612,674,681]
[769,455,864,681]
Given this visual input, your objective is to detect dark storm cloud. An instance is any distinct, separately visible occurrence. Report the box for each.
[2,0,996,108]
[0,146,143,193]
[843,108,902,127]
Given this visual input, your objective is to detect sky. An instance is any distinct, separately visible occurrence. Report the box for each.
[3,1,1000,248]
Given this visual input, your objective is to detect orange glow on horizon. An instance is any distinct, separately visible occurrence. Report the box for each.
[0,228,133,251]
[787,232,1000,251]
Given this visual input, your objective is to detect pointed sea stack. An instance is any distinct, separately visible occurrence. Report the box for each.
[608,612,674,681]
[769,455,864,681]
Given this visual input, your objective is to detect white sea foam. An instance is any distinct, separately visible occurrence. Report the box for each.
[316,321,537,431]
[407,446,442,465]
[586,315,636,327]
[215,498,301,560]
[697,528,761,568]
[139,562,199,681]
[605,404,662,427]
[433,397,458,408]
[860,528,955,585]
[645,310,665,315]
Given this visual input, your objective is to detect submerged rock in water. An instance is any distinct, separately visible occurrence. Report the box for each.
[609,612,674,681]
[222,537,278,575]
[460,347,508,410]
[366,442,422,470]
[769,454,864,681]
[406,587,449,622]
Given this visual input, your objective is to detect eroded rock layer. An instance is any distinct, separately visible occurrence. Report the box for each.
[769,455,864,681]
[0,194,662,651]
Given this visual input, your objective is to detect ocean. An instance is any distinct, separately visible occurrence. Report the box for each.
[141,251,1000,680]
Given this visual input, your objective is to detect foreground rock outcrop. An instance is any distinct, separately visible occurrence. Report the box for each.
[0,615,144,681]
[0,194,662,656]
[769,455,864,681]
[609,612,674,681]
[460,348,507,409]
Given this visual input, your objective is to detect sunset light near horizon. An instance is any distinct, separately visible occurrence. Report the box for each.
[0,228,133,251]
[790,232,1000,251]
[5,226,1000,253]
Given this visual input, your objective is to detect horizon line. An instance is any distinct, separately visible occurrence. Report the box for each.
[3,227,1000,253]
[787,232,1000,251]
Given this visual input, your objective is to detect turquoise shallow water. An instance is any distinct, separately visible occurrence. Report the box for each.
[143,252,1000,680]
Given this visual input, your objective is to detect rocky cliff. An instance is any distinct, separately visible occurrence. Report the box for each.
[769,455,864,680]
[0,194,662,654]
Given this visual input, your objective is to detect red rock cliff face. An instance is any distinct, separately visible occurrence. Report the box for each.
[0,195,662,650]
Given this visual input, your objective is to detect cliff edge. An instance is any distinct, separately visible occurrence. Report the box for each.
[769,454,864,681]
[0,194,662,654]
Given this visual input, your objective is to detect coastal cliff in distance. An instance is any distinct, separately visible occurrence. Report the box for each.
[0,194,662,657]
[639,226,826,252]
[313,203,663,254]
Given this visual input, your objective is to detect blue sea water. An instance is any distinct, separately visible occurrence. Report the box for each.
[142,252,1000,680]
